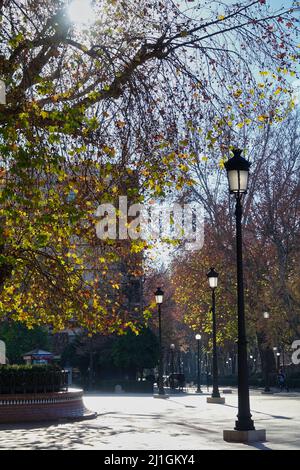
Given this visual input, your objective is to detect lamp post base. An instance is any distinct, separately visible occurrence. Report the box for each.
[195,388,203,394]
[223,429,266,443]
[207,396,225,404]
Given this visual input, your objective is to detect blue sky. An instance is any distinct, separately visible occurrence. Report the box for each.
[270,0,296,8]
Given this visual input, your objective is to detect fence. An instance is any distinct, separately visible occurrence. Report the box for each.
[0,367,69,394]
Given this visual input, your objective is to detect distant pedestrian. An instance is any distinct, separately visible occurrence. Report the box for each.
[278,369,289,392]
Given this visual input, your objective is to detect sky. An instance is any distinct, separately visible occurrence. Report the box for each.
[270,0,296,8]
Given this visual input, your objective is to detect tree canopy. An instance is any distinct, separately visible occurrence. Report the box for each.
[0,0,299,332]
[0,320,49,363]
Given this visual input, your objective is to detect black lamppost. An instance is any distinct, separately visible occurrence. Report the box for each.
[195,334,202,393]
[224,149,255,432]
[178,348,183,374]
[207,267,223,402]
[263,312,271,393]
[276,350,281,371]
[170,343,175,390]
[155,287,165,396]
[249,355,254,374]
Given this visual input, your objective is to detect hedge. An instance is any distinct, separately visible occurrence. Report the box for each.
[0,364,68,394]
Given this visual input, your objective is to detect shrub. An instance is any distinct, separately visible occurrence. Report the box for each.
[0,364,68,394]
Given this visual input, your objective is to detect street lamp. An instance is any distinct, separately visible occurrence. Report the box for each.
[206,268,224,404]
[249,355,254,373]
[273,346,280,372]
[262,313,272,393]
[154,287,166,397]
[276,352,281,371]
[170,344,175,390]
[223,149,265,442]
[195,334,202,393]
[155,287,164,305]
[229,357,232,374]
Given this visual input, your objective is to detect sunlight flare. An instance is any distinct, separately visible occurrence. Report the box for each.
[67,0,94,25]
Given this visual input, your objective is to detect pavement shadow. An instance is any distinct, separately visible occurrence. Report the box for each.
[167,398,197,408]
[246,442,272,450]
[222,403,292,420]
[168,420,219,435]
[0,418,141,450]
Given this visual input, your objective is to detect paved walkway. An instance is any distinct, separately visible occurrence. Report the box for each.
[0,389,299,450]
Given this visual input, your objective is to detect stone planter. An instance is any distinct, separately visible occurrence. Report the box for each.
[0,388,97,423]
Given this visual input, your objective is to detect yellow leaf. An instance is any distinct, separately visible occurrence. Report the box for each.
[233,89,242,98]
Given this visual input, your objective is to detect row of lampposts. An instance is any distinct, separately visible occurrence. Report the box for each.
[154,287,204,397]
[154,269,221,402]
[155,149,265,441]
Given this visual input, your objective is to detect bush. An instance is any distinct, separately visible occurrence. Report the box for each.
[286,378,300,389]
[0,364,68,394]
